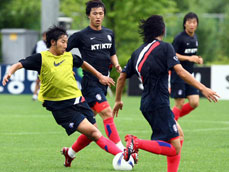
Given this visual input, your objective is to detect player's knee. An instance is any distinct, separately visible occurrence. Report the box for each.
[90,129,102,141]
[190,101,199,109]
[175,145,181,155]
[175,99,185,109]
[99,107,113,120]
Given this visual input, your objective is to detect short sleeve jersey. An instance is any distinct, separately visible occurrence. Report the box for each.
[123,40,180,112]
[66,26,116,81]
[171,31,198,83]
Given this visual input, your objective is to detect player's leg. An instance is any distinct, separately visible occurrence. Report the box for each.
[173,98,185,120]
[167,122,184,172]
[81,79,124,150]
[77,118,122,155]
[124,108,181,160]
[89,91,125,151]
[179,84,199,118]
[170,83,186,120]
[98,106,125,150]
[57,103,122,167]
[179,94,199,118]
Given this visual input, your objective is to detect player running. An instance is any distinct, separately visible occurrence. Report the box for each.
[2,26,122,168]
[170,12,203,120]
[66,0,126,154]
[113,15,219,172]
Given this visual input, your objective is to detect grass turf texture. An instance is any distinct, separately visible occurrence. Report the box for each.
[0,94,228,172]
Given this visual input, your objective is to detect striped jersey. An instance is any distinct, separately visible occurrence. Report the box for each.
[123,39,180,112]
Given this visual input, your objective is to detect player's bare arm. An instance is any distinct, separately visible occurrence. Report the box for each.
[176,53,203,64]
[81,61,115,87]
[174,64,219,102]
[111,54,122,73]
[112,73,127,117]
[2,62,23,86]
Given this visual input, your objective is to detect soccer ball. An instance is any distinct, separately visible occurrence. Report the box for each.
[112,152,134,171]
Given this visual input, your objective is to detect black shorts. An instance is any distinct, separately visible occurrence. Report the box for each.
[81,78,109,112]
[51,101,96,135]
[170,82,199,98]
[142,106,179,141]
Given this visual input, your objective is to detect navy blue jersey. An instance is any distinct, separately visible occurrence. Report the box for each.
[171,31,198,83]
[67,26,116,81]
[123,40,180,112]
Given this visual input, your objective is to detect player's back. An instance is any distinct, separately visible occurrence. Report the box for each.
[130,40,179,112]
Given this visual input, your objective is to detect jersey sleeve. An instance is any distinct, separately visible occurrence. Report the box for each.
[172,35,181,52]
[110,32,116,56]
[73,54,83,68]
[66,32,81,52]
[166,43,180,69]
[19,53,41,73]
[122,54,136,78]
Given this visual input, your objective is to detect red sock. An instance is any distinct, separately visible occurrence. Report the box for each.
[180,103,194,118]
[72,134,92,153]
[96,136,122,155]
[172,106,181,121]
[167,140,184,172]
[137,139,177,156]
[103,117,121,144]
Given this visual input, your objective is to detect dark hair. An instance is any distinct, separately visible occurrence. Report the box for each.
[139,15,165,43]
[46,26,67,48]
[183,12,199,30]
[85,0,106,16]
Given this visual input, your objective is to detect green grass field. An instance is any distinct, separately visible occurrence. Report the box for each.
[0,94,228,172]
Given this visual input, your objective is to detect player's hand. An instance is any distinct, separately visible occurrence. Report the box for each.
[201,87,220,103]
[115,64,122,73]
[112,101,123,117]
[2,73,11,86]
[190,55,201,64]
[197,56,203,64]
[99,75,115,87]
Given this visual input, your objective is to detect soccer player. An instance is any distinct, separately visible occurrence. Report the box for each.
[2,26,122,168]
[66,0,125,151]
[170,12,203,121]
[31,31,48,101]
[112,15,219,172]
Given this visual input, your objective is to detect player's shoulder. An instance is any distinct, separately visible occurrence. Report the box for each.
[71,27,89,37]
[102,27,114,34]
[174,31,186,40]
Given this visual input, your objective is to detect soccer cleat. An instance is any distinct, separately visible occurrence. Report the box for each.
[61,147,75,167]
[124,135,139,161]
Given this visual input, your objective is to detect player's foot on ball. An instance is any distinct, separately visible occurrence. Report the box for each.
[61,147,75,167]
[124,135,139,161]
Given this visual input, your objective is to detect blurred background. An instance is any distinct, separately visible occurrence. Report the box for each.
[0,0,229,97]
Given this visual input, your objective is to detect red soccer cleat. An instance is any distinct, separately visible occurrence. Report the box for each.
[124,135,139,162]
[61,147,75,167]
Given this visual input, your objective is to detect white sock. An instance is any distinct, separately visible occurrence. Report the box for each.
[68,147,76,158]
[116,141,125,151]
